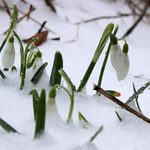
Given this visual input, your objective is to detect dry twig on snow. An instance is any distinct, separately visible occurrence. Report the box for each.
[93,84,150,124]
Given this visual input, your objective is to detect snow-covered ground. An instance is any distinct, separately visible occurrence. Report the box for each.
[0,0,150,149]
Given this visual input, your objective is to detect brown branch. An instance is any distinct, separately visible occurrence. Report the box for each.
[93,84,150,124]
[2,6,56,35]
[45,0,56,13]
[122,0,150,38]
[74,13,146,25]
[2,0,11,17]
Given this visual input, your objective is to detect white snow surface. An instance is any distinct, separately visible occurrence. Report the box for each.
[0,0,150,150]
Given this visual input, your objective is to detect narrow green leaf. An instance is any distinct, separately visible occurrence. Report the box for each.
[11,66,17,71]
[0,70,6,79]
[0,3,18,52]
[97,25,119,88]
[0,118,19,134]
[115,111,122,121]
[132,83,142,113]
[77,23,114,92]
[125,82,150,105]
[31,62,48,84]
[78,111,88,123]
[90,125,103,142]
[30,89,40,120]
[50,51,63,86]
[34,89,46,139]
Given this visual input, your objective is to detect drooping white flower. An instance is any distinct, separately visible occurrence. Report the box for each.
[32,50,43,75]
[117,53,129,81]
[46,87,62,122]
[2,36,15,69]
[110,34,130,81]
[110,44,124,72]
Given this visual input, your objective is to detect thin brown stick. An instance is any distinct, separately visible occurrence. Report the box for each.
[122,0,150,38]
[2,6,56,35]
[93,84,150,124]
[45,0,56,13]
[2,0,11,17]
[74,13,145,25]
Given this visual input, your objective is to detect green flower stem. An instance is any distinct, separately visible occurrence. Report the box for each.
[0,3,18,52]
[54,84,74,122]
[97,25,119,88]
[20,37,38,90]
[12,30,24,76]
[77,23,114,92]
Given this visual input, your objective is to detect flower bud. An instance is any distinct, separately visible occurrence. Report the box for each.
[2,36,15,69]
[32,50,43,75]
[123,43,129,53]
[110,34,118,45]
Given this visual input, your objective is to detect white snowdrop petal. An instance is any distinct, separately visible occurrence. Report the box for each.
[117,53,129,81]
[110,44,124,72]
[2,42,15,69]
[32,57,43,75]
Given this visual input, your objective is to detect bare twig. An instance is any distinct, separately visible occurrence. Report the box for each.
[37,21,47,33]
[122,0,150,38]
[45,0,56,13]
[2,0,11,17]
[93,84,150,124]
[2,6,56,35]
[74,13,145,25]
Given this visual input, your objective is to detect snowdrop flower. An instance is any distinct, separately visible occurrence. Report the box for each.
[32,50,43,75]
[110,34,129,81]
[2,36,15,69]
[117,45,129,81]
[46,87,62,122]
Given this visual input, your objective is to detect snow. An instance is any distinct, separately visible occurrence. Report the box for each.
[0,0,150,149]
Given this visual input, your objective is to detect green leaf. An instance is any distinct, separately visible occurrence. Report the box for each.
[78,111,90,129]
[11,66,17,71]
[125,82,150,105]
[0,70,6,79]
[90,125,103,142]
[0,3,18,52]
[50,51,63,86]
[97,25,119,88]
[31,62,48,84]
[30,89,40,120]
[0,118,19,134]
[77,23,114,92]
[78,111,88,123]
[132,83,142,113]
[34,89,46,139]
[115,111,122,121]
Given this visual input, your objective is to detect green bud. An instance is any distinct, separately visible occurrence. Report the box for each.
[123,43,129,53]
[48,87,57,98]
[8,36,14,43]
[110,34,118,45]
[36,50,42,58]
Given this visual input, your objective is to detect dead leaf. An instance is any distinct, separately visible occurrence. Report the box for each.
[23,31,48,46]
